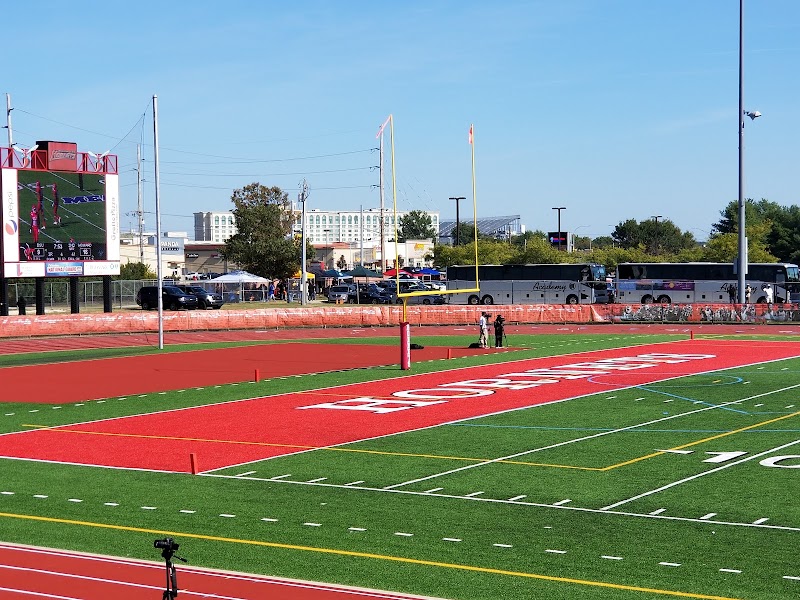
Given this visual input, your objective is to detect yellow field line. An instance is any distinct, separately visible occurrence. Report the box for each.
[0,511,740,599]
[600,411,800,471]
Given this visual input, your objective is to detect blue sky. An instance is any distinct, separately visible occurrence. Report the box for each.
[4,1,799,240]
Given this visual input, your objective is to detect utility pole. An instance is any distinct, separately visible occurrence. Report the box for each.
[449,197,466,245]
[552,206,566,251]
[136,144,144,263]
[376,116,390,272]
[652,215,662,255]
[4,93,12,147]
[299,179,309,305]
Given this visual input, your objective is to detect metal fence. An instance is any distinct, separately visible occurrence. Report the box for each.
[4,279,176,311]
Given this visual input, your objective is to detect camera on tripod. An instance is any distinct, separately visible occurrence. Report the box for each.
[154,537,179,552]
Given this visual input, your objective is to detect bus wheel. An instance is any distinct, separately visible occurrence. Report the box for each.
[422,298,432,305]
[641,295,654,304]
[566,295,578,305]
[657,295,671,304]
[481,295,494,305]
[468,295,480,305]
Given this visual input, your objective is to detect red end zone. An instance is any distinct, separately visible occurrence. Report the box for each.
[2,340,798,473]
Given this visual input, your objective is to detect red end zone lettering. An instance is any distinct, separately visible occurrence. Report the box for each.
[2,341,798,472]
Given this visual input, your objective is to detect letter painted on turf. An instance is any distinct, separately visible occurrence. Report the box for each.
[297,397,446,413]
[759,455,800,468]
[441,378,547,391]
[392,388,495,400]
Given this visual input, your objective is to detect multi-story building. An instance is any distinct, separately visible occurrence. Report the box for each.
[194,211,237,243]
[301,208,439,245]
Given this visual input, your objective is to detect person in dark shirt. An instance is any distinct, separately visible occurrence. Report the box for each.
[493,315,505,348]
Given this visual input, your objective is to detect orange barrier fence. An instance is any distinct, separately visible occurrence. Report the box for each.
[0,303,797,339]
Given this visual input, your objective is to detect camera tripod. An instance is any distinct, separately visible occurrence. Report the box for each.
[160,546,187,599]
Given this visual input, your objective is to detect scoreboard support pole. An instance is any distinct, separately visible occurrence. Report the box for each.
[103,275,112,313]
[69,277,79,314]
[0,274,7,317]
[35,279,45,316]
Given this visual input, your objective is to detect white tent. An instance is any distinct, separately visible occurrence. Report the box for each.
[208,271,271,284]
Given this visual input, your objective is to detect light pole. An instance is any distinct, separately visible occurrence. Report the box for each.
[449,197,466,245]
[552,207,566,251]
[737,0,761,302]
[651,215,662,255]
[298,180,308,305]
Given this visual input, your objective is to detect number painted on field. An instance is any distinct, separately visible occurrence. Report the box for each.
[759,455,800,469]
[703,451,748,463]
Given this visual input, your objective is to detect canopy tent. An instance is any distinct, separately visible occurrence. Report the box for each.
[383,268,417,278]
[208,270,271,284]
[320,269,352,279]
[292,270,315,279]
[344,266,382,278]
[415,267,444,276]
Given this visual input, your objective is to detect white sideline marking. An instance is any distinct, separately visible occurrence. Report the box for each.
[602,437,800,511]
[235,471,256,477]
[494,543,513,548]
[753,518,769,525]
[345,481,365,486]
[394,532,413,537]
[634,397,645,401]
[261,518,278,522]
[141,506,157,510]
[602,555,624,560]
[755,403,764,407]
[660,562,681,567]
[104,503,118,507]
[442,538,461,542]
[33,495,48,499]
[508,495,527,501]
[465,491,484,497]
[270,474,291,480]
[649,508,666,515]
[306,478,327,483]
[1,492,14,496]
[67,499,82,503]
[786,405,795,409]
[553,499,571,506]
[303,522,322,527]
[424,488,444,494]
[219,514,235,518]
[720,569,741,574]
[783,576,800,581]
[348,527,366,532]
[545,549,567,554]
[700,513,717,520]
[179,510,195,514]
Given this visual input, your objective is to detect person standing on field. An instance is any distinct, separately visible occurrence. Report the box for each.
[494,315,505,348]
[478,312,489,348]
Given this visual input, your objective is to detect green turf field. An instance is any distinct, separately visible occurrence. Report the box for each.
[0,332,798,599]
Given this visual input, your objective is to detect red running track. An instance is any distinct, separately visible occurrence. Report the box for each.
[0,543,439,599]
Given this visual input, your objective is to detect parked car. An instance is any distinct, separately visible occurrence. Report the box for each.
[175,285,225,309]
[395,292,447,305]
[349,284,392,304]
[327,285,353,303]
[136,286,199,311]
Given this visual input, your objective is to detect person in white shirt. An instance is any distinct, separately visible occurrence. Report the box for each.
[762,283,774,304]
[478,312,489,348]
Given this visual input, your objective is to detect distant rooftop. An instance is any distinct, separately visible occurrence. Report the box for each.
[438,215,522,242]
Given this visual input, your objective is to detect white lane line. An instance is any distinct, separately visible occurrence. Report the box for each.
[553,499,571,506]
[442,538,462,542]
[33,495,48,499]
[424,488,444,494]
[219,514,236,518]
[306,478,328,483]
[0,492,14,496]
[141,506,157,510]
[104,503,119,507]
[508,495,527,501]
[348,527,366,532]
[464,491,484,497]
[649,508,666,515]
[783,575,800,581]
[235,471,256,477]
[303,523,322,527]
[602,437,800,511]
[494,543,513,548]
[752,518,769,525]
[545,549,566,554]
[660,562,681,567]
[602,555,624,560]
[179,510,195,514]
[270,474,291,480]
[394,532,413,537]
[67,499,82,503]
[719,569,741,574]
[345,481,365,486]
[700,513,717,520]
[261,518,278,522]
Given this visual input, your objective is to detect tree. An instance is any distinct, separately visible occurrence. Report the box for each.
[611,218,696,255]
[222,183,298,279]
[115,261,156,280]
[398,210,437,242]
[450,222,479,246]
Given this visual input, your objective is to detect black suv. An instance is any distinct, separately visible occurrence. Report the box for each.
[175,285,225,309]
[136,286,199,311]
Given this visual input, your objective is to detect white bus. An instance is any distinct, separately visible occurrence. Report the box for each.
[446,263,608,305]
[614,262,800,304]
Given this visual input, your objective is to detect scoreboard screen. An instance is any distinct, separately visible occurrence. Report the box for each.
[1,166,119,278]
